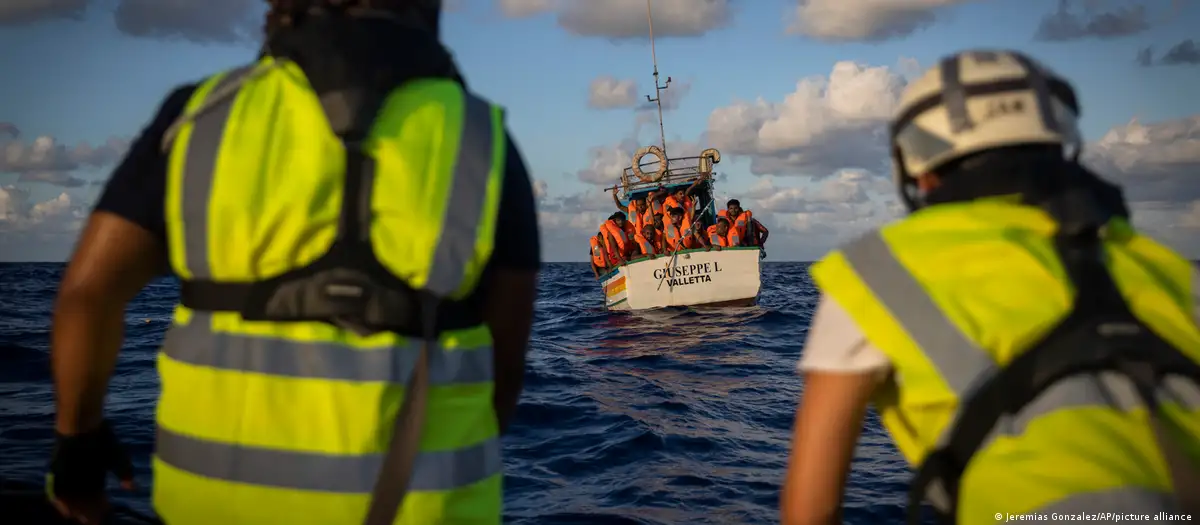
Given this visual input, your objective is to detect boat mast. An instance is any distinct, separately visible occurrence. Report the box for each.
[644,0,670,161]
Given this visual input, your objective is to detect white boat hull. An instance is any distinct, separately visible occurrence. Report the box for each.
[600,247,761,310]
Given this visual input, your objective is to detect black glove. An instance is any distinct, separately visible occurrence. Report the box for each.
[760,248,767,260]
[47,420,134,503]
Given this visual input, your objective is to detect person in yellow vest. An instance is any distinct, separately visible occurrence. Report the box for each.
[45,1,541,524]
[782,49,1200,525]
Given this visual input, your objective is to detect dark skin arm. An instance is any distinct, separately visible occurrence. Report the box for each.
[53,212,165,436]
[688,225,711,251]
[708,230,724,251]
[483,267,538,434]
[610,187,625,212]
[50,212,161,522]
[606,232,628,264]
[754,218,770,246]
[684,172,709,195]
[780,370,879,525]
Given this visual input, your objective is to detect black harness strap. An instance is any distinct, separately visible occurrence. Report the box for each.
[906,190,1200,524]
[177,84,482,337]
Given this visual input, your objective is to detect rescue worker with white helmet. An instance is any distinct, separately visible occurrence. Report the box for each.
[782,49,1200,525]
[45,0,540,524]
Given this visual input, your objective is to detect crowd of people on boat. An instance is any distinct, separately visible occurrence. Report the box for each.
[589,172,769,277]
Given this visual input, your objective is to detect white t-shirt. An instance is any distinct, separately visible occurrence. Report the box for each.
[796,294,892,377]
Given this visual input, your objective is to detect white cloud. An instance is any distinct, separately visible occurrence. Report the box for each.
[706,60,905,178]
[785,0,975,42]
[499,0,734,40]
[0,125,123,261]
[1,124,129,187]
[536,180,623,260]
[1082,115,1200,203]
[0,186,90,261]
[719,172,902,246]
[745,170,882,213]
[1081,115,1200,257]
[575,138,640,186]
[0,186,85,231]
[588,76,639,109]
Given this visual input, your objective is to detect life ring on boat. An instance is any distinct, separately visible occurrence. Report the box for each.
[699,148,721,173]
[630,145,667,183]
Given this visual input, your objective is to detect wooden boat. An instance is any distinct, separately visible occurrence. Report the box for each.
[600,245,761,310]
[596,0,761,310]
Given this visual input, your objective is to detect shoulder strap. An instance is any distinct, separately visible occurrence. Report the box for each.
[161,61,282,152]
[363,293,436,525]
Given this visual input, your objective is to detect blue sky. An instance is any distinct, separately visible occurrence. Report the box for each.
[1,0,1198,262]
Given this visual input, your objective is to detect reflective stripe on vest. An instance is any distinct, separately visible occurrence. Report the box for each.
[707,228,723,246]
[838,232,1200,514]
[1193,263,1200,328]
[664,224,681,249]
[158,61,503,503]
[155,422,497,493]
[591,238,606,263]
[635,235,656,255]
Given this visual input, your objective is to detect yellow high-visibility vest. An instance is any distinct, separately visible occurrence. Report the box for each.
[155,57,507,524]
[811,198,1200,524]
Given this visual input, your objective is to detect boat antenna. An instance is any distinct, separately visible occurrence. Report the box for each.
[644,0,670,162]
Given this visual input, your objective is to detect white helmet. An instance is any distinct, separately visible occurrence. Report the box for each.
[889,49,1083,211]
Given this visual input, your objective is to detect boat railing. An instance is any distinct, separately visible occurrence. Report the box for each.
[617,153,716,198]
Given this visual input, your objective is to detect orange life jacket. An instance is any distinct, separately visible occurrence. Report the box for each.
[628,203,646,233]
[642,207,657,228]
[706,225,734,247]
[681,216,702,249]
[601,220,629,253]
[649,197,665,216]
[634,233,662,256]
[717,209,753,245]
[589,235,608,267]
[663,195,694,220]
[665,220,693,251]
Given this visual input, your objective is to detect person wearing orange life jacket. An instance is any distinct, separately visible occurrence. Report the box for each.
[663,173,708,223]
[613,191,648,236]
[634,225,665,260]
[663,206,709,253]
[717,199,754,246]
[706,217,738,250]
[643,186,669,226]
[600,212,632,260]
[645,213,666,248]
[680,211,705,249]
[589,232,613,278]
